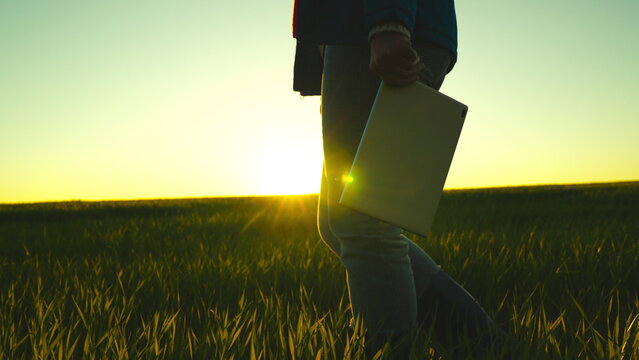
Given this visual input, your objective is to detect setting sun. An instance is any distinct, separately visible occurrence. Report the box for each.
[253,136,323,196]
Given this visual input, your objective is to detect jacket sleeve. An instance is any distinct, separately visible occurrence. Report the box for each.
[364,0,417,32]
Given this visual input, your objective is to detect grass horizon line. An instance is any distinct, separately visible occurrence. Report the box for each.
[2,178,638,206]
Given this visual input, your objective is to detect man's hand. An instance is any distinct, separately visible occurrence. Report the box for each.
[370,32,424,87]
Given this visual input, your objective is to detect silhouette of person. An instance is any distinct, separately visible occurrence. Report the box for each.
[293,0,506,357]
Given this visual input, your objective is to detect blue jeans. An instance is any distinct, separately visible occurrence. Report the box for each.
[318,43,452,335]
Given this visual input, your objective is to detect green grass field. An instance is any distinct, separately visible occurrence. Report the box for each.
[1,182,638,359]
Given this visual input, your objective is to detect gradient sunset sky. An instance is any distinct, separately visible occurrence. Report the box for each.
[1,0,638,203]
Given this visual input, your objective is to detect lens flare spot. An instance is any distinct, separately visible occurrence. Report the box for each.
[342,174,354,184]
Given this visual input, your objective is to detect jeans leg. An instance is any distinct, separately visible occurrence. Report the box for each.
[317,165,340,256]
[320,45,416,336]
[319,43,456,355]
[318,43,507,357]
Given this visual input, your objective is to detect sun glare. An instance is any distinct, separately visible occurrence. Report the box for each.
[253,137,323,195]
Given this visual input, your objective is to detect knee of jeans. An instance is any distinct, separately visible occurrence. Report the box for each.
[328,207,408,260]
[317,211,341,256]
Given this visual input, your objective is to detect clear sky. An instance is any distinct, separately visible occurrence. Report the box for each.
[1,0,637,203]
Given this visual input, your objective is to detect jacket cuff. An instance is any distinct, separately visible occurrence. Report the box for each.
[368,22,411,43]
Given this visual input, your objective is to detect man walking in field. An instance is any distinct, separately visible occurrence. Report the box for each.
[293,0,506,358]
